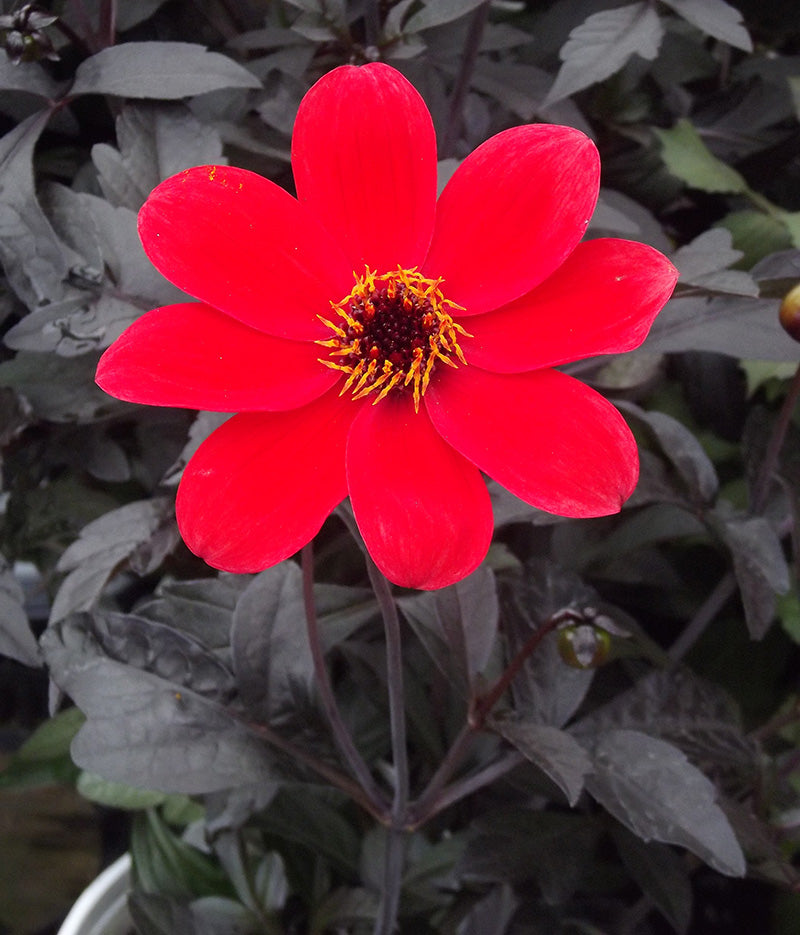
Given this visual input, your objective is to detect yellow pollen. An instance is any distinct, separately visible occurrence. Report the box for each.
[317,266,469,412]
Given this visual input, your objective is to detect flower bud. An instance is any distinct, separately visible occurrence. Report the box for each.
[779,283,800,343]
[557,622,612,669]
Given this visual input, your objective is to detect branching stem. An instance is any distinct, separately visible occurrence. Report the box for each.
[301,543,389,814]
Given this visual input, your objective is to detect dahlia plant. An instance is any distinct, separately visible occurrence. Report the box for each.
[2,2,800,935]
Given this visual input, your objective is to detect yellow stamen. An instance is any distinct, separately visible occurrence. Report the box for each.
[316,265,470,413]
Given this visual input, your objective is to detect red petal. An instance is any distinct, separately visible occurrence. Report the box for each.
[423,125,600,316]
[463,239,679,372]
[292,63,437,273]
[176,391,359,572]
[138,166,353,341]
[426,367,638,517]
[96,303,338,411]
[347,397,493,589]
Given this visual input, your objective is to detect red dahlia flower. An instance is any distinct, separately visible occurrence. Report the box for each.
[96,63,678,590]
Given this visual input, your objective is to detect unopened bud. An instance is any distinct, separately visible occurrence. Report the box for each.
[779,283,800,343]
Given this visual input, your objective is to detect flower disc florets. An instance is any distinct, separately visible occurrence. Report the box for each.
[317,267,469,410]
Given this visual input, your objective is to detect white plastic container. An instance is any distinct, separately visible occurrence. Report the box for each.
[57,854,132,935]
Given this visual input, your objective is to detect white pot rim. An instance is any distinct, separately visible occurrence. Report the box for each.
[57,853,132,935]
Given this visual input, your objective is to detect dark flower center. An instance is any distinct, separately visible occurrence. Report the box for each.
[318,267,468,410]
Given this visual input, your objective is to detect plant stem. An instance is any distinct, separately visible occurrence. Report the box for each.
[669,363,800,662]
[440,0,490,158]
[410,614,562,824]
[752,361,800,513]
[363,0,381,50]
[471,614,563,725]
[366,558,409,935]
[301,543,389,814]
[367,560,410,815]
[667,571,736,663]
[243,718,383,820]
[373,826,407,935]
[99,0,116,47]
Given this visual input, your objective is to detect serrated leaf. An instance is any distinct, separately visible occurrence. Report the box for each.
[0,557,39,665]
[672,229,758,297]
[617,401,719,502]
[0,52,62,98]
[645,295,798,361]
[89,610,235,700]
[39,637,277,793]
[546,3,663,104]
[492,719,591,805]
[231,563,314,722]
[717,512,791,639]
[586,729,745,876]
[70,43,261,99]
[403,0,488,33]
[455,885,518,935]
[500,563,596,726]
[656,119,748,194]
[574,668,758,775]
[718,211,794,268]
[0,110,70,308]
[50,498,174,623]
[460,808,598,900]
[135,574,245,647]
[400,566,498,698]
[0,351,114,422]
[260,786,361,878]
[93,103,225,210]
[659,0,752,51]
[611,824,693,934]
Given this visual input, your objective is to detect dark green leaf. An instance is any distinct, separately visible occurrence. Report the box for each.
[135,575,245,648]
[92,103,225,211]
[0,556,39,665]
[259,786,361,879]
[231,563,315,722]
[132,808,235,900]
[77,771,167,809]
[0,110,70,308]
[89,611,235,700]
[0,351,115,421]
[400,566,498,697]
[656,119,748,194]
[128,892,195,935]
[617,401,719,502]
[500,563,595,726]
[459,808,598,901]
[672,228,758,297]
[546,3,663,104]
[645,295,797,360]
[611,824,693,934]
[659,0,752,51]
[586,729,745,876]
[455,885,517,935]
[718,211,794,268]
[70,43,261,99]
[575,668,758,775]
[50,498,174,623]
[0,53,62,98]
[491,718,591,805]
[403,0,488,33]
[310,887,378,934]
[716,511,791,638]
[0,707,83,788]
[41,621,276,793]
